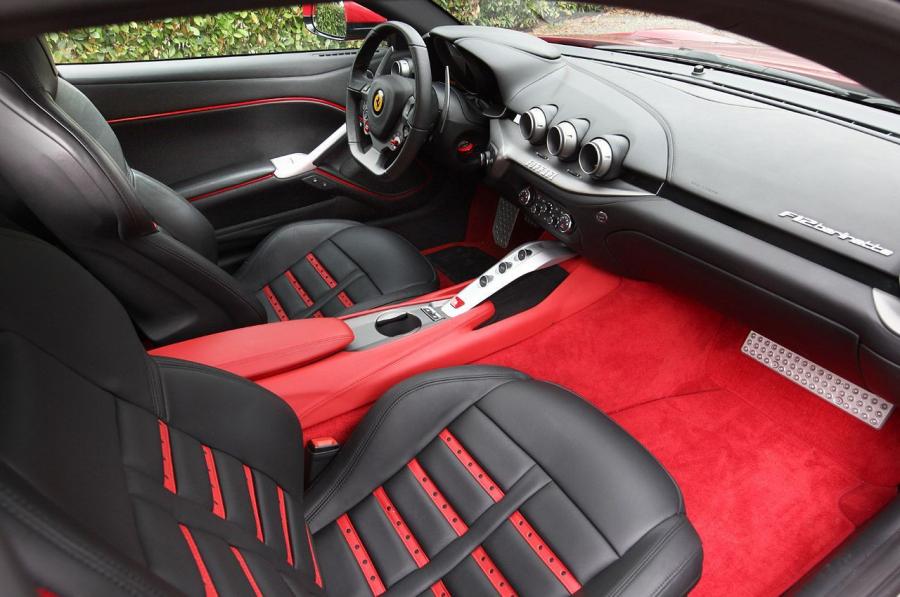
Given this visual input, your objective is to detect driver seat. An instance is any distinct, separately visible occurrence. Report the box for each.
[0,38,438,344]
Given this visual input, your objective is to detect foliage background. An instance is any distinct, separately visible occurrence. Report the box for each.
[46,1,602,64]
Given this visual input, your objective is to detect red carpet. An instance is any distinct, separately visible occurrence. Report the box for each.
[477,279,899,596]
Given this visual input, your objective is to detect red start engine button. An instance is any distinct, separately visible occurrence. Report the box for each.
[449,296,465,309]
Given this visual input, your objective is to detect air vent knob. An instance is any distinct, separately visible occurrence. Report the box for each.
[519,105,558,144]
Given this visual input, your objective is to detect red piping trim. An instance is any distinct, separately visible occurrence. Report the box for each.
[439,429,505,502]
[230,546,263,597]
[285,270,315,306]
[202,446,226,519]
[373,486,449,597]
[471,546,515,597]
[336,513,386,596]
[313,167,431,202]
[179,525,218,597]
[440,429,581,594]
[107,96,346,124]
[277,485,295,566]
[188,173,274,202]
[263,285,289,321]
[158,420,176,494]
[243,465,264,542]
[306,525,324,588]
[306,253,355,308]
[408,458,469,536]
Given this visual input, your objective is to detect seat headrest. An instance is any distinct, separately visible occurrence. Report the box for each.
[0,37,59,97]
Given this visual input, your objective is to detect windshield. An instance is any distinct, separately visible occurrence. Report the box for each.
[432,1,866,93]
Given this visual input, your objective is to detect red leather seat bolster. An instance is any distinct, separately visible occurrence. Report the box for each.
[149,318,354,380]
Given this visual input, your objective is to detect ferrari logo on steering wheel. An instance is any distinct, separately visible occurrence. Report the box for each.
[372,89,385,115]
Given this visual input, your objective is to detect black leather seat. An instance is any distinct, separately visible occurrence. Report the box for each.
[0,228,703,596]
[0,39,437,344]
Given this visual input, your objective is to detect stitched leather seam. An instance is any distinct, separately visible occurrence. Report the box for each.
[648,548,702,597]
[608,516,688,597]
[304,374,522,522]
[471,402,621,558]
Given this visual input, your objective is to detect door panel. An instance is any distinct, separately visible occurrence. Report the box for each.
[58,49,439,266]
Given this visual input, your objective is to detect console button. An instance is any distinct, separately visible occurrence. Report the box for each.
[498,261,512,274]
[557,212,574,234]
[517,249,533,261]
[479,275,493,287]
[449,296,464,309]
[517,187,533,206]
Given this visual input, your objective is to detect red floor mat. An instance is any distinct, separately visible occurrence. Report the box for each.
[476,280,899,596]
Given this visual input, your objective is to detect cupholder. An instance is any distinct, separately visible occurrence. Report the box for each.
[375,311,422,337]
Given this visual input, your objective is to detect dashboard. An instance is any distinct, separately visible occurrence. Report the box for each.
[424,25,900,403]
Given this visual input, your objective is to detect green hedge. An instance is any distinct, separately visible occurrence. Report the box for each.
[46,7,354,64]
[433,0,599,29]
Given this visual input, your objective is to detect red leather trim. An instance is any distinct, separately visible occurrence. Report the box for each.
[150,318,354,380]
[313,167,431,202]
[408,458,468,536]
[285,270,315,307]
[106,97,346,124]
[306,253,337,287]
[471,546,515,597]
[306,525,324,588]
[509,511,581,593]
[230,546,263,597]
[337,513,386,596]
[243,465,264,542]
[373,486,429,567]
[202,446,226,519]
[262,285,289,321]
[276,485,294,566]
[188,173,274,202]
[179,525,218,597]
[440,431,581,593]
[158,420,176,494]
[439,429,505,502]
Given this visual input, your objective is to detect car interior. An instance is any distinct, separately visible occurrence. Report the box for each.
[0,0,898,596]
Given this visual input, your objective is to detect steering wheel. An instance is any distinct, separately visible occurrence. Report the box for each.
[346,22,434,181]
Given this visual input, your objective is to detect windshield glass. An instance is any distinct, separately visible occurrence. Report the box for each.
[432,1,865,92]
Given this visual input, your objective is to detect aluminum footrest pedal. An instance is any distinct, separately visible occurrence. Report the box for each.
[492,198,519,248]
[742,331,893,429]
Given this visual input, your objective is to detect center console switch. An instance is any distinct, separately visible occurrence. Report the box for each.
[441,240,575,318]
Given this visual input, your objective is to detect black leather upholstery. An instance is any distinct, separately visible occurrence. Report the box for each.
[236,220,438,321]
[0,227,702,596]
[0,38,437,344]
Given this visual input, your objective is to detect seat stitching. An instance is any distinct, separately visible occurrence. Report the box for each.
[471,402,621,558]
[648,548,703,597]
[608,516,688,597]
[304,374,522,522]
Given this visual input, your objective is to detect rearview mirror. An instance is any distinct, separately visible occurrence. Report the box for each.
[302,1,386,42]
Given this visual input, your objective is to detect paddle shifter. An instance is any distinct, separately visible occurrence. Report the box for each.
[440,240,575,317]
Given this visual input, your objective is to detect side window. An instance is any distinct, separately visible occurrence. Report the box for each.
[45,2,385,64]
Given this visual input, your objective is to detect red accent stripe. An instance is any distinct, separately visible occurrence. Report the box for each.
[337,291,354,308]
[471,546,515,597]
[306,525,324,588]
[158,420,177,493]
[306,253,337,287]
[188,173,274,202]
[407,458,469,536]
[230,546,263,597]
[202,446,226,519]
[107,96,346,124]
[179,525,218,597]
[243,465,264,542]
[439,429,581,593]
[509,511,581,593]
[373,486,449,597]
[285,270,315,306]
[277,485,295,566]
[263,285,289,321]
[374,486,429,566]
[336,513,386,596]
[439,429,505,501]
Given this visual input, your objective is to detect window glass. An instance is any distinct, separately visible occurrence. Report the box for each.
[46,5,360,64]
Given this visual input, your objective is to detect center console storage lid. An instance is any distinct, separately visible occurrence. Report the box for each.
[149,318,354,380]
